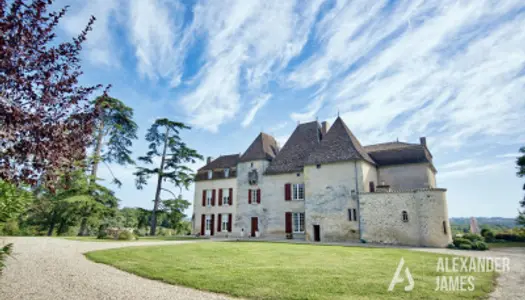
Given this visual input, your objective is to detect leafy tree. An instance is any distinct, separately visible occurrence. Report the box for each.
[0,0,107,189]
[161,196,191,233]
[517,147,525,226]
[120,207,139,228]
[90,95,138,187]
[134,119,202,235]
[0,180,32,222]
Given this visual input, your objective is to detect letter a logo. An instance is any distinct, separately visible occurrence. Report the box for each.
[388,257,414,292]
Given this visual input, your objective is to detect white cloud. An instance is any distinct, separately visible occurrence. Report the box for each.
[241,94,271,128]
[438,160,510,179]
[496,153,521,158]
[440,159,474,170]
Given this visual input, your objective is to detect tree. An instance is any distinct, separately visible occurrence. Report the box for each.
[90,95,138,186]
[0,0,107,189]
[0,180,32,222]
[134,119,202,235]
[517,146,525,226]
[161,196,191,233]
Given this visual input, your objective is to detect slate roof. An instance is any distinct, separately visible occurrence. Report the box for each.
[305,117,375,165]
[364,142,436,172]
[239,133,280,162]
[265,121,322,175]
[197,154,240,172]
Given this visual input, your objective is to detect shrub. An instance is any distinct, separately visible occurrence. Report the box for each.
[458,243,472,250]
[0,243,14,275]
[453,238,472,248]
[462,233,484,242]
[447,243,456,249]
[473,241,488,251]
[97,230,108,240]
[118,230,134,240]
[1,220,20,236]
[495,233,525,242]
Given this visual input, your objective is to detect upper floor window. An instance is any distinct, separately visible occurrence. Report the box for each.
[402,211,409,222]
[207,170,213,179]
[222,188,230,205]
[292,183,305,200]
[206,190,213,206]
[224,168,230,178]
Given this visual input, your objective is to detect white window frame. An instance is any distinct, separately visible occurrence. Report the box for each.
[251,189,257,204]
[292,184,305,200]
[207,170,213,179]
[205,215,212,232]
[206,190,212,206]
[292,212,305,233]
[224,168,230,178]
[222,188,230,206]
[222,213,229,232]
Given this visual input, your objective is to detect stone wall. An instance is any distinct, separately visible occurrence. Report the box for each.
[377,163,434,190]
[359,189,452,247]
[303,161,365,242]
[193,177,236,237]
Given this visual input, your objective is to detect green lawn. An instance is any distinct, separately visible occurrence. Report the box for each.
[488,242,525,248]
[86,242,495,300]
[65,236,207,242]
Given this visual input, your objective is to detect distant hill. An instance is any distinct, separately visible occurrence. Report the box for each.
[449,217,518,228]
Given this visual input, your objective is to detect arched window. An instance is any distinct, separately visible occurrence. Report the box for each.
[402,211,408,222]
[443,221,448,234]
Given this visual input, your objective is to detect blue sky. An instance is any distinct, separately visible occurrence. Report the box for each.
[57,0,524,218]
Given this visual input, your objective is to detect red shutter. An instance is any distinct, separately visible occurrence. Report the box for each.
[202,190,206,206]
[211,189,216,206]
[248,189,252,204]
[228,214,232,232]
[218,214,222,232]
[200,214,205,235]
[257,189,261,204]
[218,189,223,206]
[285,184,291,201]
[210,214,215,236]
[285,212,292,233]
[229,188,233,205]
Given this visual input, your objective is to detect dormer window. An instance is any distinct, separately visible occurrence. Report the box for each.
[224,168,230,178]
[207,170,213,179]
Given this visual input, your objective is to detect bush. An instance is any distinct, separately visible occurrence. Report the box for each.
[447,243,456,249]
[1,220,20,236]
[459,243,472,250]
[118,230,134,240]
[97,230,108,240]
[495,233,525,242]
[462,233,484,242]
[473,241,488,251]
[453,238,472,248]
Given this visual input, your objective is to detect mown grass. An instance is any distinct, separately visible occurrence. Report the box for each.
[86,242,496,300]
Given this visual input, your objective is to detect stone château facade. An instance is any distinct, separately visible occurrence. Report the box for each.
[192,117,452,247]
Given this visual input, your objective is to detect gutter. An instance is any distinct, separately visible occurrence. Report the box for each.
[354,160,362,240]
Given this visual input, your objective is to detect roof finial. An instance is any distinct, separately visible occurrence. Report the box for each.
[396,137,399,142]
[337,109,340,117]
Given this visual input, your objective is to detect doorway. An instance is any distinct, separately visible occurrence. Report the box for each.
[251,217,258,237]
[313,225,320,242]
[205,215,212,236]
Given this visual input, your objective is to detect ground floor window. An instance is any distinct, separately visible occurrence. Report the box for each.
[205,215,212,231]
[222,214,229,232]
[292,213,305,233]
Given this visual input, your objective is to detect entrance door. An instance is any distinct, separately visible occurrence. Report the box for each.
[251,217,258,237]
[313,225,320,242]
[205,215,211,236]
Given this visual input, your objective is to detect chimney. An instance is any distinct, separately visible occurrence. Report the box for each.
[206,156,213,164]
[420,137,427,147]
[321,121,330,135]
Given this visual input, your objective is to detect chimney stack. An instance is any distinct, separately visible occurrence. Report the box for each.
[206,156,213,164]
[420,137,427,147]
[321,121,330,135]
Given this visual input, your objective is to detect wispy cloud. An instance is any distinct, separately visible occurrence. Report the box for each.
[241,94,271,128]
[441,159,474,169]
[439,160,509,179]
[496,153,521,158]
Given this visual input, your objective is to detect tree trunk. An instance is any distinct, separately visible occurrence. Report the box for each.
[90,118,105,183]
[150,127,169,236]
[46,210,58,236]
[78,217,89,236]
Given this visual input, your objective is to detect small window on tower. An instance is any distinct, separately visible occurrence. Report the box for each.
[402,211,409,222]
[224,168,230,178]
[207,170,213,179]
[443,221,447,235]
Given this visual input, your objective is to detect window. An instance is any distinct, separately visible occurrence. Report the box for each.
[348,209,357,221]
[402,211,409,222]
[207,170,213,179]
[251,189,257,203]
[205,215,212,231]
[224,168,230,178]
[292,184,305,200]
[250,162,254,167]
[222,188,230,205]
[369,181,375,192]
[222,214,229,232]
[206,190,212,206]
[443,221,447,235]
[316,164,321,169]
[292,213,305,233]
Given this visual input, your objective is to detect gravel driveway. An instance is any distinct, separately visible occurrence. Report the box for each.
[0,237,233,300]
[1,237,523,299]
